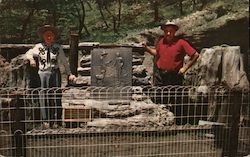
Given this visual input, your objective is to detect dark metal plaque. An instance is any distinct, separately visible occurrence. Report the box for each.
[91,47,132,87]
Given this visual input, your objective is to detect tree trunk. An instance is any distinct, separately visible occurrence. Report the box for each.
[153,0,160,22]
[192,0,196,10]
[117,0,122,28]
[113,17,118,33]
[72,1,89,38]
[104,5,118,33]
[79,1,90,37]
[20,9,35,40]
[52,9,57,26]
[179,0,184,15]
[97,1,109,28]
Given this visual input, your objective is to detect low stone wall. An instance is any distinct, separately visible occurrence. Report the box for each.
[0,54,30,88]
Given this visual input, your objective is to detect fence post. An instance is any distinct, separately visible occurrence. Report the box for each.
[69,33,79,77]
[11,94,26,157]
[228,91,242,157]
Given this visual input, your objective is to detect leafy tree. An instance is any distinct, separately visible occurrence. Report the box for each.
[52,0,92,40]
[95,0,122,33]
[152,0,160,22]
[96,0,110,28]
[0,0,213,43]
[0,1,38,43]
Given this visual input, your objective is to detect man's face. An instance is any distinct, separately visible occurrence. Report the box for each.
[43,31,55,45]
[163,25,177,41]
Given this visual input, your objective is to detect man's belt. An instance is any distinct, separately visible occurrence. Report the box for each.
[158,69,178,74]
[39,67,59,72]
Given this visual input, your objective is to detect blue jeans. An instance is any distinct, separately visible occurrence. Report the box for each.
[38,69,62,125]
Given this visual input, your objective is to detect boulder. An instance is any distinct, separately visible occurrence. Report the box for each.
[0,54,29,88]
[79,55,91,68]
[184,45,249,125]
[221,46,249,91]
[74,76,91,86]
[77,67,91,76]
[132,65,147,77]
[185,45,249,92]
[62,88,174,129]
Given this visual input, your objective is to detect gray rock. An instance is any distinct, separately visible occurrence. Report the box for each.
[80,55,91,64]
[132,76,151,86]
[0,54,29,88]
[80,61,91,68]
[132,58,143,65]
[74,76,91,86]
[185,45,249,92]
[221,46,249,91]
[62,88,174,128]
[133,65,147,77]
[77,67,91,76]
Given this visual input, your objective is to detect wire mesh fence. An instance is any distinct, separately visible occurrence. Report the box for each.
[0,86,249,157]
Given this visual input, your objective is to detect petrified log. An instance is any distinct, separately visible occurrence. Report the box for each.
[185,45,249,125]
[184,45,249,92]
[62,88,174,128]
[221,45,249,91]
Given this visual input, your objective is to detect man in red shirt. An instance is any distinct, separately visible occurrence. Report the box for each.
[143,20,199,85]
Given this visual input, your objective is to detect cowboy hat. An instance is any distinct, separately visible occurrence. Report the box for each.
[160,20,179,30]
[37,25,58,38]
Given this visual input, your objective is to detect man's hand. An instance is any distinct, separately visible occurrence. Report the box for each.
[68,74,76,82]
[178,67,187,75]
[30,60,36,68]
[178,52,199,75]
[141,42,147,48]
[141,42,157,56]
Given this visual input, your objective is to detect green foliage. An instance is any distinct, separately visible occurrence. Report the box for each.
[0,0,234,44]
